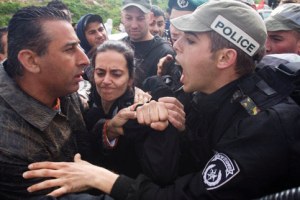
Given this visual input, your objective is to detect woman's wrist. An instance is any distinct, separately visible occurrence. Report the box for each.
[106,119,124,140]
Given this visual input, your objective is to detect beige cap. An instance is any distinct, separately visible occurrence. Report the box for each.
[171,1,267,57]
[265,3,300,32]
[122,0,151,13]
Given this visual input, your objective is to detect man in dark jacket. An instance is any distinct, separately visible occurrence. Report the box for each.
[121,0,175,88]
[0,6,108,200]
[22,1,300,200]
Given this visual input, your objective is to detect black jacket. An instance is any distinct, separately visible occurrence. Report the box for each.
[122,35,175,89]
[110,70,300,200]
[84,87,180,184]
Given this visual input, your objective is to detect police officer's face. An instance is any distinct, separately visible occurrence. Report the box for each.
[173,32,218,94]
[265,30,300,55]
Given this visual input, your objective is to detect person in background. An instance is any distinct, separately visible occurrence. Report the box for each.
[280,0,300,3]
[121,0,175,89]
[265,3,300,55]
[75,13,109,105]
[234,0,257,9]
[0,6,109,199]
[0,26,7,63]
[46,0,72,22]
[164,7,171,42]
[23,1,300,199]
[149,5,166,38]
[76,14,108,58]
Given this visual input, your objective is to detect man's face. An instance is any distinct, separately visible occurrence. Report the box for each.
[0,32,7,62]
[173,32,218,94]
[149,15,165,37]
[122,6,151,41]
[169,9,193,44]
[35,20,90,97]
[265,30,300,55]
[85,22,108,48]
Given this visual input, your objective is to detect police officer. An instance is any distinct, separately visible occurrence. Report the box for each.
[264,3,300,55]
[23,1,300,200]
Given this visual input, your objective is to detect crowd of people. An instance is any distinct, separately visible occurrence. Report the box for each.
[0,0,300,199]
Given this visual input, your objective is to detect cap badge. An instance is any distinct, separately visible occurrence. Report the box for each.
[177,0,189,8]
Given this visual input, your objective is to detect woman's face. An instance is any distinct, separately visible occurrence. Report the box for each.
[94,50,132,103]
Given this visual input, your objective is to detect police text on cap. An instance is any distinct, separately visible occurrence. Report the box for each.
[211,15,260,56]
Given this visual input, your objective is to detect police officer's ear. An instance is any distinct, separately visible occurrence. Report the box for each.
[216,48,237,70]
[18,49,41,74]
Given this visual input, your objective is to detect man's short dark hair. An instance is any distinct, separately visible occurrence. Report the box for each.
[151,5,165,19]
[207,31,265,76]
[6,6,70,77]
[0,26,8,54]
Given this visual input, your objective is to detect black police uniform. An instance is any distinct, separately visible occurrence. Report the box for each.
[109,68,300,200]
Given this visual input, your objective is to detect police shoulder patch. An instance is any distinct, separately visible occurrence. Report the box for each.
[202,152,240,190]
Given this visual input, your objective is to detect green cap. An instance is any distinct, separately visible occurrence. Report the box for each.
[122,0,151,13]
[171,1,267,57]
[168,0,208,11]
[265,3,300,32]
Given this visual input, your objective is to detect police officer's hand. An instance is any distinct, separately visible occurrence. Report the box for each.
[135,100,169,131]
[159,97,185,131]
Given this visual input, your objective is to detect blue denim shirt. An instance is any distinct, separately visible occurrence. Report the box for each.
[0,64,88,199]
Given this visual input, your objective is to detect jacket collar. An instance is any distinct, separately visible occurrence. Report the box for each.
[0,62,60,131]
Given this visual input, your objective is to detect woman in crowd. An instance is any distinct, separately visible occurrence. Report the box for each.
[83,40,142,178]
[82,40,184,183]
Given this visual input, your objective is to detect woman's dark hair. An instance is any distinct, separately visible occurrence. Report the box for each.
[6,6,70,77]
[91,40,134,79]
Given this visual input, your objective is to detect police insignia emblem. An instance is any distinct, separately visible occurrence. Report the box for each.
[177,0,189,8]
[202,152,240,190]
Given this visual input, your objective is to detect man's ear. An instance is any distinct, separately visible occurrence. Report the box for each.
[216,48,237,70]
[17,49,40,73]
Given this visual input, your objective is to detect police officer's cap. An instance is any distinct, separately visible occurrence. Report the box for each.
[168,0,208,11]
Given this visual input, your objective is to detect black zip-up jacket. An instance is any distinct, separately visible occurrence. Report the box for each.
[84,87,180,185]
[110,69,300,200]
